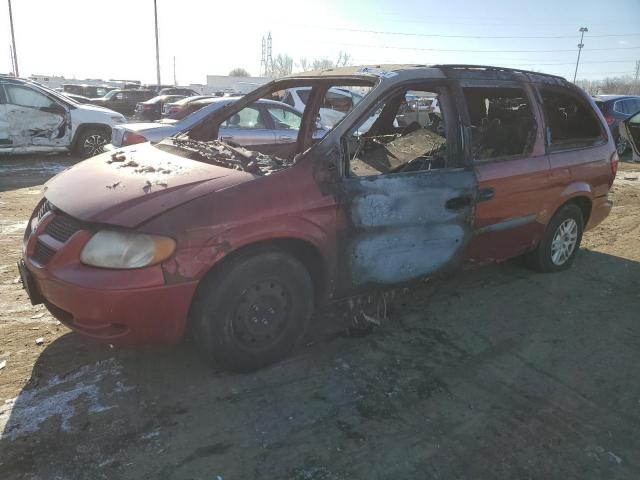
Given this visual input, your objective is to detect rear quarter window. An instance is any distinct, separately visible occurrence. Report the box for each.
[539,87,605,151]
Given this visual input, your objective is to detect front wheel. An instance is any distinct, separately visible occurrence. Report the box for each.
[190,250,314,372]
[75,128,109,158]
[525,203,584,273]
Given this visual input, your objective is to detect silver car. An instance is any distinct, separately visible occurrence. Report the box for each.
[110,97,325,153]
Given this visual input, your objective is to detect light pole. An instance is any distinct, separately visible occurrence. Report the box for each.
[573,27,588,83]
[153,0,161,87]
[7,0,19,76]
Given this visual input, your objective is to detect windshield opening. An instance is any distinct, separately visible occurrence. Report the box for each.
[160,78,375,175]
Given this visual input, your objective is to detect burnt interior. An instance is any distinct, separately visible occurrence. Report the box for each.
[343,85,453,176]
[463,86,537,161]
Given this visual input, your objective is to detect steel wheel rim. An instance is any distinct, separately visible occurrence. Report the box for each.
[617,138,628,155]
[230,279,291,350]
[83,134,107,156]
[550,218,578,266]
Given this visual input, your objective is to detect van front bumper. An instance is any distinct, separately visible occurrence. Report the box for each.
[21,209,197,345]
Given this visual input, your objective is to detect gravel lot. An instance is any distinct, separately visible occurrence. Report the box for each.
[1,153,639,479]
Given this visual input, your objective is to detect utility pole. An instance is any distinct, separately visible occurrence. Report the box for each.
[173,56,176,85]
[153,0,161,87]
[260,36,266,76]
[8,45,14,76]
[266,32,273,77]
[634,60,640,95]
[573,26,588,83]
[7,0,19,76]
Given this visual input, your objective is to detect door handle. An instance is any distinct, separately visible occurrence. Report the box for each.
[477,187,495,202]
[220,135,234,141]
[278,136,294,143]
[445,195,472,210]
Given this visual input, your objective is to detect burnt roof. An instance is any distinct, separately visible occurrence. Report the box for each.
[288,64,568,84]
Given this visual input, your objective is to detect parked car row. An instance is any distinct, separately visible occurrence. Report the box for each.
[110,96,328,155]
[134,94,187,121]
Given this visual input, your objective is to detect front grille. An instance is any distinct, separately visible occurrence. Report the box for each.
[45,213,87,243]
[33,241,56,265]
[36,199,52,222]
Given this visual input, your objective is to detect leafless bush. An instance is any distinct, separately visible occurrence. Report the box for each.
[576,75,640,96]
[296,51,354,73]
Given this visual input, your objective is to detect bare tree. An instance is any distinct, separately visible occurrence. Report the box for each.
[271,54,294,78]
[576,75,640,96]
[294,52,355,73]
[229,67,250,77]
[297,58,310,72]
[335,51,352,67]
[312,58,334,70]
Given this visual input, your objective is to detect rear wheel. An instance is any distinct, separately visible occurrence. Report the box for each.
[191,250,314,372]
[525,203,584,273]
[75,128,109,158]
[616,135,629,156]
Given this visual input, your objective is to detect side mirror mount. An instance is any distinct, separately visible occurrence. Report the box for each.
[40,104,66,115]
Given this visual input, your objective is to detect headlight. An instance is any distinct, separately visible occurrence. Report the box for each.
[110,115,126,124]
[80,230,175,269]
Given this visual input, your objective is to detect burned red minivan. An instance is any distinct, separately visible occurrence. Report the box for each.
[19,65,617,371]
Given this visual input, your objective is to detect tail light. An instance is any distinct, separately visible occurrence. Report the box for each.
[122,132,147,146]
[609,151,619,188]
[604,114,615,126]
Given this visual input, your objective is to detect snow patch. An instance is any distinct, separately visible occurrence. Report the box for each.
[0,220,28,235]
[0,358,133,441]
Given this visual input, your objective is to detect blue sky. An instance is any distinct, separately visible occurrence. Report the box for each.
[1,0,639,84]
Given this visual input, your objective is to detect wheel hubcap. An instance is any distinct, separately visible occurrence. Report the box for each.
[231,280,290,349]
[550,218,578,266]
[617,139,628,155]
[83,134,107,156]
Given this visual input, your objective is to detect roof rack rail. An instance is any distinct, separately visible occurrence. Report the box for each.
[433,64,566,81]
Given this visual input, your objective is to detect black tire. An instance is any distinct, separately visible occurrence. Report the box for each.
[190,250,314,372]
[75,128,110,158]
[616,135,629,156]
[525,203,584,273]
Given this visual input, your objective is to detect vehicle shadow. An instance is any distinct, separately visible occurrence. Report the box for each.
[2,249,640,479]
[0,154,80,193]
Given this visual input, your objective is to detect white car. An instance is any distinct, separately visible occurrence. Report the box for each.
[0,76,126,157]
[282,86,364,128]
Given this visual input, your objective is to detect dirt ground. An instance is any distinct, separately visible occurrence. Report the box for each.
[1,153,639,480]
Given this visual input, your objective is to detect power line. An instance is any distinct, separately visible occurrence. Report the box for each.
[293,24,640,40]
[509,60,639,66]
[321,41,640,53]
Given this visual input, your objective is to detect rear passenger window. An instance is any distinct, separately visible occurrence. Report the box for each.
[628,99,640,115]
[539,88,604,151]
[297,89,311,106]
[281,92,295,107]
[463,86,537,161]
[324,91,353,113]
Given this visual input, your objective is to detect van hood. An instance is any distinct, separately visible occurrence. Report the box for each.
[44,143,254,228]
